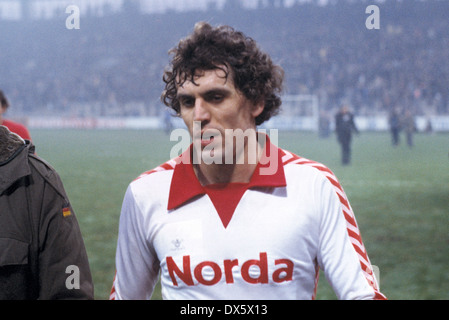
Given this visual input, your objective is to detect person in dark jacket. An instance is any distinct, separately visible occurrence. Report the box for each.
[388,107,401,147]
[0,125,93,299]
[335,105,359,165]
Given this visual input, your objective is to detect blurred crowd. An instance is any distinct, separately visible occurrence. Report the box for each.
[0,0,447,118]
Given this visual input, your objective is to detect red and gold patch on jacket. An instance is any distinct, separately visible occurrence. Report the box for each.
[63,207,72,217]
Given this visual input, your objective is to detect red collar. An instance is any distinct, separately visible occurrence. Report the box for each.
[167,136,286,210]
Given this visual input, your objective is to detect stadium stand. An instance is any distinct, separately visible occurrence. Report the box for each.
[0,0,448,119]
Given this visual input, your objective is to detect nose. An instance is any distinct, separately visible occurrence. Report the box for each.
[193,98,210,123]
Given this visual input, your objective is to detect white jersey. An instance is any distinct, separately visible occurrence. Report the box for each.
[110,141,385,300]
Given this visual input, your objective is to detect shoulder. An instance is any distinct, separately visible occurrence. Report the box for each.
[280,148,345,193]
[2,120,31,140]
[121,158,180,217]
[27,144,68,201]
[28,145,57,179]
[134,158,178,182]
[281,148,336,178]
[280,147,351,210]
[128,158,178,195]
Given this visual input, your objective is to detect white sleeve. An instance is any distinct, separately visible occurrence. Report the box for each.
[316,174,384,300]
[112,185,160,300]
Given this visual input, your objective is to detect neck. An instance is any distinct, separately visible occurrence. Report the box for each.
[194,162,257,185]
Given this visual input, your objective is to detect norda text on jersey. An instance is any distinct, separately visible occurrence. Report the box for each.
[167,252,293,286]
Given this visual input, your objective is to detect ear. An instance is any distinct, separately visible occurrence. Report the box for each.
[251,100,265,119]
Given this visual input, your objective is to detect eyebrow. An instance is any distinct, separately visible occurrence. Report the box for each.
[177,88,232,101]
[176,93,193,101]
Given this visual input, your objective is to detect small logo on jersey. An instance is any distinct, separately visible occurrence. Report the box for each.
[171,238,185,251]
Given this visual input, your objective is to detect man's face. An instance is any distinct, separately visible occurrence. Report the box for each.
[177,68,264,163]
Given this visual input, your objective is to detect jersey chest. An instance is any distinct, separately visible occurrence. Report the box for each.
[148,186,321,296]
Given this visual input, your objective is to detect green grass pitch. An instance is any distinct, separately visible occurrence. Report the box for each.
[30,129,449,300]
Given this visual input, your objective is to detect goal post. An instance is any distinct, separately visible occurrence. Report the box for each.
[261,94,319,131]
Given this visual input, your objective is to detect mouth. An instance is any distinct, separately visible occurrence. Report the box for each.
[200,132,217,147]
[196,127,222,148]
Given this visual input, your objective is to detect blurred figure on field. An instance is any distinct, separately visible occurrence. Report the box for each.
[335,105,359,165]
[388,107,401,147]
[318,109,331,138]
[424,118,433,134]
[0,90,31,141]
[402,109,416,148]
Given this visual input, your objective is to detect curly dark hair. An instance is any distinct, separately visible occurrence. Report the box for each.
[161,22,284,126]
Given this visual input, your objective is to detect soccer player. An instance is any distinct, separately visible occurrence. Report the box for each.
[0,90,31,141]
[110,22,386,300]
